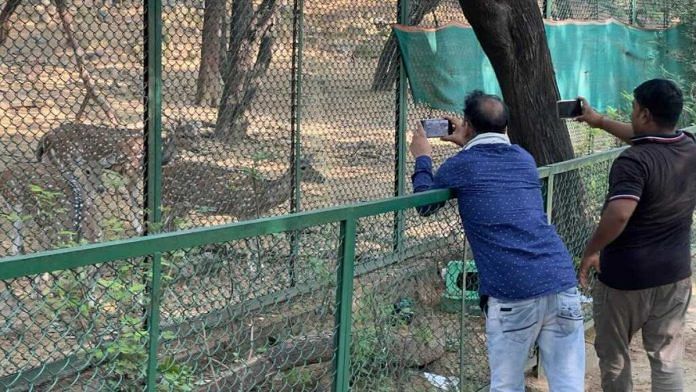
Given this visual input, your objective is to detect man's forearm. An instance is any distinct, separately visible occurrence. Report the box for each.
[596,116,634,144]
[411,155,445,216]
[583,208,631,257]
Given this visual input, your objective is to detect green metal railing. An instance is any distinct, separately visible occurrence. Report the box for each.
[0,0,690,388]
[0,145,627,391]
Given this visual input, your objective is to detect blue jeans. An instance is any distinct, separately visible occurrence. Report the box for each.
[485,287,586,392]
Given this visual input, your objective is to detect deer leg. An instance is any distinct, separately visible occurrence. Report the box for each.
[129,183,144,235]
[2,197,25,256]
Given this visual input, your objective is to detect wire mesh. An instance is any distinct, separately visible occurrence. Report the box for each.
[156,224,340,391]
[348,205,489,392]
[0,0,694,390]
[0,0,145,256]
[0,259,150,391]
[548,158,614,317]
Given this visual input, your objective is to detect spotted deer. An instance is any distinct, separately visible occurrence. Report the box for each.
[0,161,105,256]
[161,156,325,229]
[35,122,148,236]
[35,122,185,236]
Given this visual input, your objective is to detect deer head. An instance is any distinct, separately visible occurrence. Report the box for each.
[297,154,325,184]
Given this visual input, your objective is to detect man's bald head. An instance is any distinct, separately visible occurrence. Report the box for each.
[463,90,509,134]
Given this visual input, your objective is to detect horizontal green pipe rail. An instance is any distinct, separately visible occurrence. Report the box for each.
[0,146,634,281]
[0,235,452,391]
[537,146,626,178]
[0,190,453,280]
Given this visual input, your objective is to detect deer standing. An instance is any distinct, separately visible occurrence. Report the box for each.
[160,156,325,229]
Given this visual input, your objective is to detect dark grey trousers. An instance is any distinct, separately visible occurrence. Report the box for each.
[593,277,692,392]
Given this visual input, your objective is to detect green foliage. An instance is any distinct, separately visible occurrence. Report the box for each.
[102,169,127,190]
[412,325,434,345]
[44,246,193,390]
[351,290,406,390]
[283,367,314,389]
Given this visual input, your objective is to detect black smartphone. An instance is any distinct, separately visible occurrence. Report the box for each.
[420,118,455,138]
[557,99,583,119]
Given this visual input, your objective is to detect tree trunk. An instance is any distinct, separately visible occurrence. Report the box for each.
[195,0,225,106]
[214,0,277,142]
[371,0,443,91]
[458,0,574,165]
[0,0,21,47]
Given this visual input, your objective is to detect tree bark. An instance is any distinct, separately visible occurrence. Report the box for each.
[195,0,224,106]
[371,0,443,91]
[214,0,277,142]
[458,0,574,165]
[0,0,21,47]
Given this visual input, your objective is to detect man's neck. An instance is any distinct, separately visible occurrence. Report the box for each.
[635,127,678,136]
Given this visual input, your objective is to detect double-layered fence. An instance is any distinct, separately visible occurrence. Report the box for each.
[0,148,624,391]
[0,0,692,390]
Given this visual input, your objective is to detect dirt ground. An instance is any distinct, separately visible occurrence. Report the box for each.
[526,277,696,392]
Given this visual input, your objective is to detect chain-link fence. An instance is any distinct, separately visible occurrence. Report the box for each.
[0,0,693,390]
[0,151,625,391]
[0,0,683,256]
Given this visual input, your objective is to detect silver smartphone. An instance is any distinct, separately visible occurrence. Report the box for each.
[420,118,454,138]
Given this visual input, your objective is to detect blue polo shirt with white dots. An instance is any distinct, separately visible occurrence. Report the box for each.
[412,144,577,300]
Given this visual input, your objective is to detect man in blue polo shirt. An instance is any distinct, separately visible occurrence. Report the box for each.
[410,90,585,391]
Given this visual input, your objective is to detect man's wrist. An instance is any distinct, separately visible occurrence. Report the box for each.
[582,248,599,258]
[596,115,606,130]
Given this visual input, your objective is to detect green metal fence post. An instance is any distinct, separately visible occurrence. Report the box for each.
[333,217,357,392]
[289,0,305,287]
[393,0,409,253]
[546,174,555,224]
[145,252,164,390]
[544,0,553,18]
[144,0,163,388]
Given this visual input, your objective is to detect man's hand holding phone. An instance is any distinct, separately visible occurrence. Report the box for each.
[573,97,604,128]
[441,116,473,147]
[409,123,432,159]
[412,116,473,159]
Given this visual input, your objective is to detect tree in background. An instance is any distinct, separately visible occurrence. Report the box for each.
[371,0,443,92]
[458,0,574,165]
[195,0,225,106]
[214,0,278,142]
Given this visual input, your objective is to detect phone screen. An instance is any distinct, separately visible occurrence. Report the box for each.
[421,118,454,138]
[557,99,582,119]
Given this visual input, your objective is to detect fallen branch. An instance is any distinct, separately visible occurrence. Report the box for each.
[202,323,447,392]
[54,0,119,125]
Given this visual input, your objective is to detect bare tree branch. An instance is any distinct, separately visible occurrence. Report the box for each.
[54,0,119,125]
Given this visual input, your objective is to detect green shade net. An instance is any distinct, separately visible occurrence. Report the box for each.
[394,20,688,113]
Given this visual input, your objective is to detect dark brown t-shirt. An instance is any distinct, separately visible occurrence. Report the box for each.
[599,131,696,290]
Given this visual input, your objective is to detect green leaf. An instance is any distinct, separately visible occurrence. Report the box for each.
[161,331,176,341]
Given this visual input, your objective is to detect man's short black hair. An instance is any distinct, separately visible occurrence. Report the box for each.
[633,79,683,128]
[464,90,509,134]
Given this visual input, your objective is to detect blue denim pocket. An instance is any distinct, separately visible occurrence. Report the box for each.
[496,299,539,344]
[557,288,583,336]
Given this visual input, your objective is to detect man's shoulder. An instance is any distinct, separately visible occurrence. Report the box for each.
[619,144,650,160]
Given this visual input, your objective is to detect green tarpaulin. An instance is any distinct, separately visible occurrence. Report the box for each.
[394,20,688,113]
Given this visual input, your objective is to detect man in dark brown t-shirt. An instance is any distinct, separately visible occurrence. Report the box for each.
[577,79,694,391]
